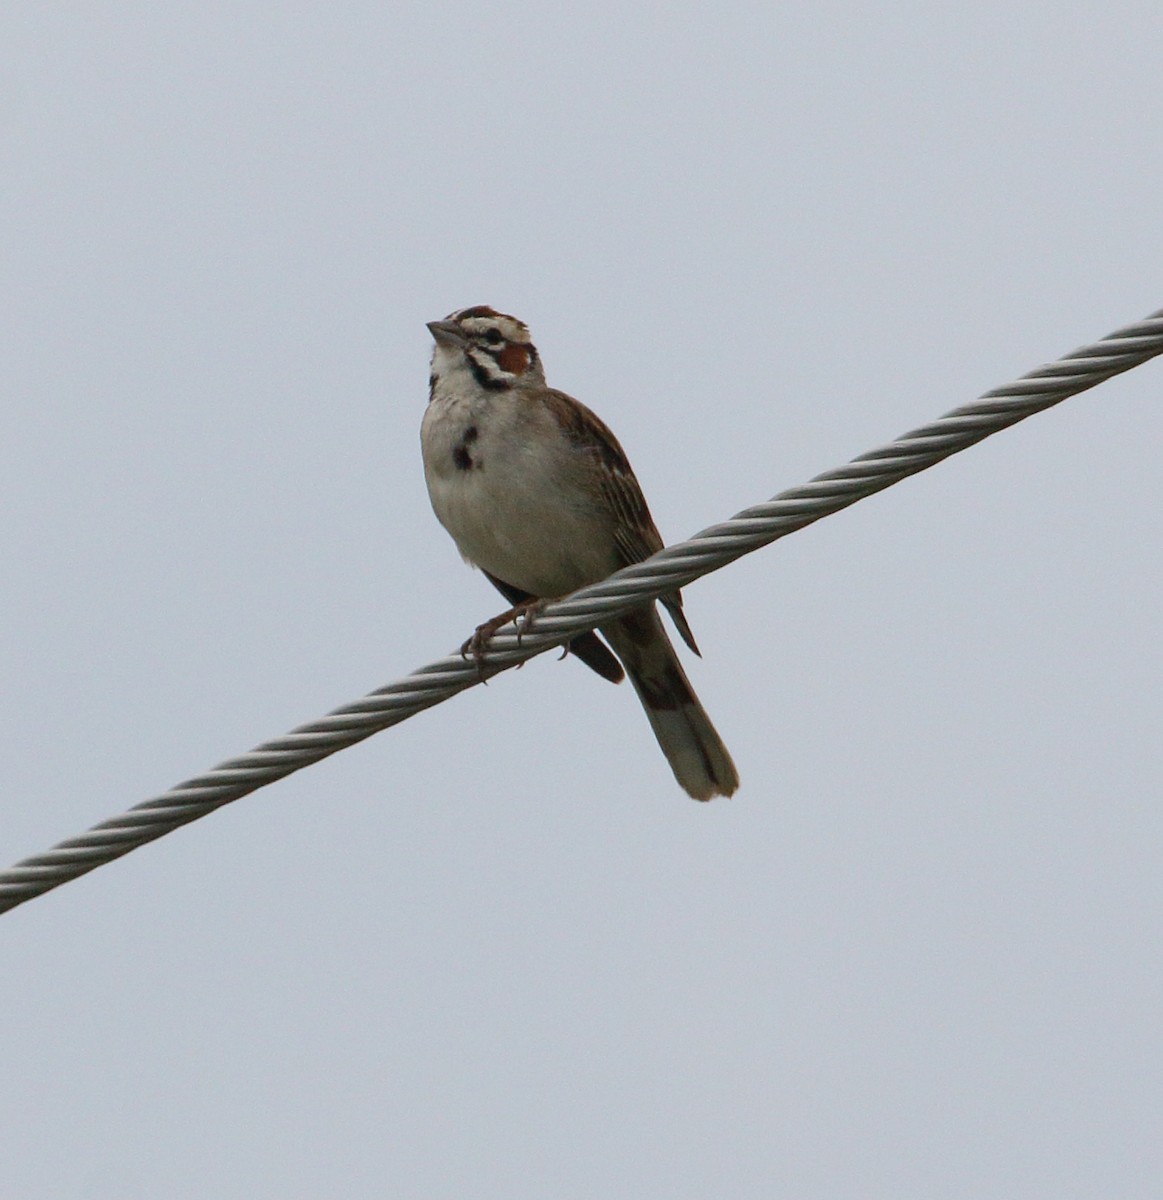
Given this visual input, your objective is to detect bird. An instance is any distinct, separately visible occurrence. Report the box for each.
[421,305,738,800]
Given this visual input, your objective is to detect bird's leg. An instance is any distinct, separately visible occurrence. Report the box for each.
[513,598,547,646]
[460,597,548,676]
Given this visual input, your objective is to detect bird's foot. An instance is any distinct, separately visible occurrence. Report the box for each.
[460,598,548,678]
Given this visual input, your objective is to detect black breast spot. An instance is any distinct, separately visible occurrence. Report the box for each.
[452,425,480,471]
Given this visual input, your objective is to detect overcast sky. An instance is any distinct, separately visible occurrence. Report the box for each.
[2,3,1161,1197]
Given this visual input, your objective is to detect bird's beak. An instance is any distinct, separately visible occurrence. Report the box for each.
[427,319,466,347]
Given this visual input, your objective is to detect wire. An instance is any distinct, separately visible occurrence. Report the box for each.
[2,308,1161,915]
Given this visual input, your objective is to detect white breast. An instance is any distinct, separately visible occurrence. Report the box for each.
[421,387,619,598]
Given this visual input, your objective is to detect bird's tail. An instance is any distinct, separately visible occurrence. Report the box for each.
[602,607,739,801]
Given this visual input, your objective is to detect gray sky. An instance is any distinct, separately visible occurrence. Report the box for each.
[3,3,1161,1196]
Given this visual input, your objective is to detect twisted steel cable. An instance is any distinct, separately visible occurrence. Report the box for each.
[2,308,1161,915]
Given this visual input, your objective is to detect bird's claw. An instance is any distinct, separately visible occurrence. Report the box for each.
[460,598,547,680]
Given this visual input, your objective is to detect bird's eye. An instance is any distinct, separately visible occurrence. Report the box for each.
[484,328,503,345]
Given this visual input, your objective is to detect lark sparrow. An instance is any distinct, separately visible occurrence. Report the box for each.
[421,306,739,800]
